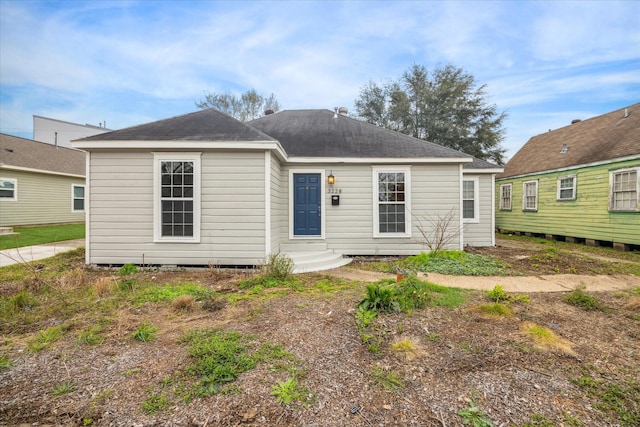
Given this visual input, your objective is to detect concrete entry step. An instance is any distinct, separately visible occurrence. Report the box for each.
[285,250,352,274]
[0,227,18,236]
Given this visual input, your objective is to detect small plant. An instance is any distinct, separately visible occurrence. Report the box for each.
[142,390,171,414]
[172,295,196,312]
[523,413,555,426]
[477,302,513,318]
[270,377,313,407]
[264,253,294,280]
[359,283,400,313]
[94,277,114,297]
[132,321,158,342]
[119,263,138,276]
[486,284,528,304]
[118,278,137,292]
[28,324,70,352]
[457,401,494,426]
[51,381,76,396]
[371,366,404,392]
[391,337,421,360]
[564,286,602,311]
[0,354,12,370]
[520,321,574,355]
[77,326,105,346]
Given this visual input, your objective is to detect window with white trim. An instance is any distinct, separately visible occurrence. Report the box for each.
[462,179,479,222]
[610,168,639,212]
[523,180,538,211]
[0,178,16,201]
[499,183,511,210]
[154,153,201,242]
[373,167,411,237]
[72,185,85,212]
[557,175,576,200]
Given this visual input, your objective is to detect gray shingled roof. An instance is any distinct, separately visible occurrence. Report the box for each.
[0,133,85,176]
[248,109,472,159]
[77,109,277,142]
[499,103,640,179]
[464,157,502,170]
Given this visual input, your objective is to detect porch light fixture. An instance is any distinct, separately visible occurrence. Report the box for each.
[327,171,335,185]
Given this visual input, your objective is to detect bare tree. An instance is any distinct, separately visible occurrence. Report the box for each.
[414,208,461,255]
[195,89,281,122]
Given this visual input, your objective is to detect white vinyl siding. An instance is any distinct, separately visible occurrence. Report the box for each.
[463,174,494,246]
[0,170,84,226]
[0,177,17,201]
[72,184,85,212]
[610,168,639,212]
[373,166,411,238]
[523,180,538,211]
[500,183,512,210]
[277,163,462,255]
[557,175,576,200]
[87,151,266,266]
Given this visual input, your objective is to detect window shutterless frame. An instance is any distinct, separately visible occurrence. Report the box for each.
[522,180,538,211]
[462,178,479,223]
[153,153,201,243]
[72,184,85,212]
[0,177,17,201]
[372,166,411,238]
[556,175,576,201]
[609,167,639,212]
[499,183,512,210]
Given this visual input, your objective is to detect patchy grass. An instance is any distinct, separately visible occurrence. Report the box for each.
[476,302,513,318]
[0,224,85,250]
[564,287,604,311]
[370,365,405,392]
[572,373,640,427]
[520,321,574,355]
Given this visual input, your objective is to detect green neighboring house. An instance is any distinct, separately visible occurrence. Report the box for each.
[496,103,640,250]
[0,133,86,227]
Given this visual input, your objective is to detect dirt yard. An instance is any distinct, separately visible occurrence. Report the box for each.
[1,237,639,426]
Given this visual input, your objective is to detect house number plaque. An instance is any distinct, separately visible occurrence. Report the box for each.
[327,188,342,194]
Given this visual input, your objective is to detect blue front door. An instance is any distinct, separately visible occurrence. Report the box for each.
[294,173,321,236]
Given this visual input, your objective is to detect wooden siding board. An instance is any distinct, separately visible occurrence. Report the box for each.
[496,159,640,244]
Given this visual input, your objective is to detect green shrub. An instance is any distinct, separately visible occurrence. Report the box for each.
[359,283,400,313]
[264,253,294,280]
[487,285,530,304]
[564,287,602,311]
[118,263,138,276]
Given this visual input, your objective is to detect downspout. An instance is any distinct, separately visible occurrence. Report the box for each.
[264,151,271,257]
[459,163,464,250]
[84,151,91,264]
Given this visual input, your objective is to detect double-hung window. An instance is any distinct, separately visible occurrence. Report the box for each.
[462,178,479,222]
[373,167,411,237]
[610,168,639,212]
[499,184,512,210]
[72,184,85,212]
[153,153,201,242]
[557,175,576,200]
[523,180,538,211]
[0,178,17,201]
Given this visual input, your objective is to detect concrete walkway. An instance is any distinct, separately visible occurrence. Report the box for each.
[0,239,85,267]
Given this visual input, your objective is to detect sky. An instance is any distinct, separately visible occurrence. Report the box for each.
[0,0,639,160]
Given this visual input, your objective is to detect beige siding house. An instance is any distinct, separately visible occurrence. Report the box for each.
[0,133,86,227]
[74,109,501,271]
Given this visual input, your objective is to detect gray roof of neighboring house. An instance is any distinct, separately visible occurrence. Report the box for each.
[464,156,502,170]
[77,108,277,142]
[248,109,472,159]
[499,103,640,179]
[0,133,85,176]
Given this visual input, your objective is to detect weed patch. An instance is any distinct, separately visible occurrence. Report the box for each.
[457,401,494,426]
[271,377,314,408]
[520,322,574,355]
[401,250,508,276]
[132,321,158,342]
[572,374,639,426]
[564,287,603,311]
[476,302,513,318]
[28,324,70,352]
[51,381,76,396]
[370,366,404,392]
